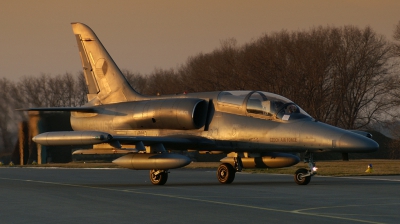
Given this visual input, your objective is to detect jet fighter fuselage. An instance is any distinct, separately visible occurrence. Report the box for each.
[68,90,377,154]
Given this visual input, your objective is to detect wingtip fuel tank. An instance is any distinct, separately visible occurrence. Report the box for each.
[32,131,113,146]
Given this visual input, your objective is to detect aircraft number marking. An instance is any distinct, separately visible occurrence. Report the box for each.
[136,131,147,136]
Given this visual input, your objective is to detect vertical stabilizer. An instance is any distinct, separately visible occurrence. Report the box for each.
[71,22,143,104]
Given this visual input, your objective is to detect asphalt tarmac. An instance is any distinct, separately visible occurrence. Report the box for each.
[1,167,399,224]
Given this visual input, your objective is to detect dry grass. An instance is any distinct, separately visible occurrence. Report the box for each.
[246,160,400,176]
[3,160,400,176]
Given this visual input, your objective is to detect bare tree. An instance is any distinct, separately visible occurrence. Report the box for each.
[122,70,148,94]
[393,20,400,56]
[144,69,183,95]
[179,38,243,92]
[326,26,398,129]
[178,25,397,130]
[0,78,23,152]
[0,73,88,153]
[18,73,88,108]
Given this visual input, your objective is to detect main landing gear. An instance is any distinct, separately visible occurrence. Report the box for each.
[150,169,169,185]
[294,152,317,185]
[216,154,317,185]
[217,163,235,184]
[217,157,242,184]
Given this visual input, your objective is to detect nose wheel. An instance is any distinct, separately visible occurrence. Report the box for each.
[294,168,311,185]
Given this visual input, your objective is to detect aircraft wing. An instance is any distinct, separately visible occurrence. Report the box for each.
[71,135,216,155]
[32,131,215,149]
[16,107,96,112]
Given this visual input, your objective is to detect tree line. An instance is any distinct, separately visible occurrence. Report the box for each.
[1,23,400,155]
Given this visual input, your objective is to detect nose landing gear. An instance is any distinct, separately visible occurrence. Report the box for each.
[294,152,317,185]
[295,168,311,185]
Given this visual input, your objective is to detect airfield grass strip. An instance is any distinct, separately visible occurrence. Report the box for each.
[245,160,400,176]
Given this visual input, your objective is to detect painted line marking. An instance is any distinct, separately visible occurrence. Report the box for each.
[293,202,400,213]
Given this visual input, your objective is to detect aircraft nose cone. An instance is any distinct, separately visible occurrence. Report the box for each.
[338,133,379,152]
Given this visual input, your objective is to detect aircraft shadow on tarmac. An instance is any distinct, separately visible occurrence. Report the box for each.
[80,181,317,188]
[78,177,398,188]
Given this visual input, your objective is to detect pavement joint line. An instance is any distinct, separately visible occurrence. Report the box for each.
[0,176,384,224]
[334,176,400,182]
[292,202,400,213]
[309,213,398,218]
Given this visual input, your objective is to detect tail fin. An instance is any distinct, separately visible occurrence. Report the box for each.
[71,22,143,104]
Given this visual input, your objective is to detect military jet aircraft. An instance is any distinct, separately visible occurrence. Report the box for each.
[26,23,379,185]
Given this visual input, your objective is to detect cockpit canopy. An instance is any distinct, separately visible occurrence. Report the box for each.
[217,91,311,121]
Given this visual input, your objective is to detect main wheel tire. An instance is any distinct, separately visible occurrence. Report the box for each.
[149,169,168,185]
[294,168,311,185]
[217,163,236,184]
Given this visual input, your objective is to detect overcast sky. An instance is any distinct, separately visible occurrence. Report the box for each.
[1,0,399,81]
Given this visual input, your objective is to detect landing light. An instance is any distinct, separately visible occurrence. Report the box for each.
[312,167,318,172]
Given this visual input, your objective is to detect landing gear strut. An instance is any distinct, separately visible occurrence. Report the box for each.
[294,152,317,185]
[150,169,168,185]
